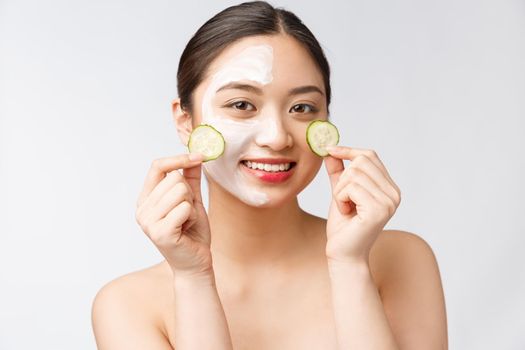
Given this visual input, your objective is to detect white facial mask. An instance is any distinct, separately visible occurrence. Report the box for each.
[200,44,280,206]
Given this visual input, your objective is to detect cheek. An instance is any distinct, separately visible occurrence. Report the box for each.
[292,124,311,150]
[222,124,255,145]
[303,155,324,187]
[290,127,322,170]
[202,115,262,166]
[219,120,259,151]
[304,153,323,173]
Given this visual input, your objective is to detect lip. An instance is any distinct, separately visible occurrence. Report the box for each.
[240,160,296,183]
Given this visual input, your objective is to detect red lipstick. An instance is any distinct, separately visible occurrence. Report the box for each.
[240,160,296,183]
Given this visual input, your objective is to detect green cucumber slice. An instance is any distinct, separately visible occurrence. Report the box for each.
[306,120,339,156]
[187,124,225,161]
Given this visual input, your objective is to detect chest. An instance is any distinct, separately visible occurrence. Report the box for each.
[164,267,339,350]
[222,286,339,349]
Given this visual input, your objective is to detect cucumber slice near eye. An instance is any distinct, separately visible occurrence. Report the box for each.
[306,120,340,157]
[187,124,225,162]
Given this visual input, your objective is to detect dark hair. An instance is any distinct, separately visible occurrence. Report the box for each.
[177,1,331,114]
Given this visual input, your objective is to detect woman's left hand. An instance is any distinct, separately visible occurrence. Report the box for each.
[323,145,401,265]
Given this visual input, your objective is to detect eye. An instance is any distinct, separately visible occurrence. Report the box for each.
[290,103,317,114]
[229,100,256,111]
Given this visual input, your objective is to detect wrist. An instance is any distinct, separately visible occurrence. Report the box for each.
[326,257,371,276]
[326,253,370,267]
[172,268,217,288]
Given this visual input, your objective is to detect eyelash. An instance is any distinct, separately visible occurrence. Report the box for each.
[290,103,318,114]
[228,100,256,111]
[226,100,318,114]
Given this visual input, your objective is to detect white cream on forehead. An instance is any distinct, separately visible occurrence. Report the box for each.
[200,44,276,206]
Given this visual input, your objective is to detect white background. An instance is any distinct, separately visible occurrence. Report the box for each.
[1,0,524,348]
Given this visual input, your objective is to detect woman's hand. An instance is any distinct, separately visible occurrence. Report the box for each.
[135,153,213,277]
[323,145,401,265]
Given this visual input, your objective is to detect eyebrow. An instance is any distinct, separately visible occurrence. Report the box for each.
[216,82,263,95]
[215,82,324,96]
[288,85,324,96]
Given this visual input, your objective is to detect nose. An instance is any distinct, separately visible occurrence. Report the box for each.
[254,112,293,150]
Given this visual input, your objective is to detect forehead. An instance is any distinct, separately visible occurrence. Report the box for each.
[204,34,324,89]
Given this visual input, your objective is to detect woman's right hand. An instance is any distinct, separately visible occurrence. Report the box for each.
[135,153,213,277]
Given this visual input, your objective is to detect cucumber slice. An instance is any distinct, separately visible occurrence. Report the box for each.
[187,124,225,161]
[306,120,339,156]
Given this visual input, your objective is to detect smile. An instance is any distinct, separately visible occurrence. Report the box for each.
[241,160,295,172]
[240,160,297,183]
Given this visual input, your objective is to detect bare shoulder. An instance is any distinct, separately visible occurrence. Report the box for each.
[91,261,174,349]
[370,230,449,349]
[369,230,442,287]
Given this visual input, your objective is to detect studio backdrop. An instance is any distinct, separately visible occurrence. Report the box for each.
[0,0,523,348]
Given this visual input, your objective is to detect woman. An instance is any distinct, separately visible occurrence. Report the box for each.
[92,1,448,349]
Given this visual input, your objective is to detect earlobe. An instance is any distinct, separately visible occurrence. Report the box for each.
[172,98,193,146]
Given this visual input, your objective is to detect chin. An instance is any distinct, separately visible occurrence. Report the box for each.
[204,165,314,208]
[244,183,304,207]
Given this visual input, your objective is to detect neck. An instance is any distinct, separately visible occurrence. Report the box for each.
[207,181,309,268]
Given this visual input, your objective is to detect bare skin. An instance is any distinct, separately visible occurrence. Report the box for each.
[92,33,448,349]
[92,227,446,349]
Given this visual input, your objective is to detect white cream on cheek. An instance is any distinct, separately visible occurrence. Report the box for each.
[200,44,277,206]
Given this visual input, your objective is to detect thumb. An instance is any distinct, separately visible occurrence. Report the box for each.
[323,155,344,191]
[182,163,203,204]
[324,156,353,216]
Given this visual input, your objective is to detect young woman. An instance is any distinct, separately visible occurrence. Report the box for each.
[92,2,447,349]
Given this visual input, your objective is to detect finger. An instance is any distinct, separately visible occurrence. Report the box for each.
[326,145,380,165]
[148,182,193,222]
[160,200,193,237]
[323,155,345,191]
[182,205,198,232]
[183,163,203,204]
[326,146,399,193]
[330,193,354,216]
[334,167,397,214]
[336,158,400,205]
[139,170,186,210]
[335,181,376,216]
[137,153,204,207]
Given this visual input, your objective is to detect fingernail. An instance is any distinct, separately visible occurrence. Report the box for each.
[188,152,204,161]
[325,145,337,152]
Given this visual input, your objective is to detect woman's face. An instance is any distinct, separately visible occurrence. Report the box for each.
[190,34,328,207]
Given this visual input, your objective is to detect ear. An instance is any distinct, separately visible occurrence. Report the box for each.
[172,98,193,147]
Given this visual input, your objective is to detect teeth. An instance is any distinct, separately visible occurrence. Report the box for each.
[243,161,292,172]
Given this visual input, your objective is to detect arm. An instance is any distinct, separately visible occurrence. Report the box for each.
[172,271,234,350]
[375,230,448,349]
[327,258,400,350]
[327,230,448,350]
[322,147,447,348]
[95,153,234,348]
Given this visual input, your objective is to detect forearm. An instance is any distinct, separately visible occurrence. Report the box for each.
[327,259,399,350]
[172,271,233,350]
